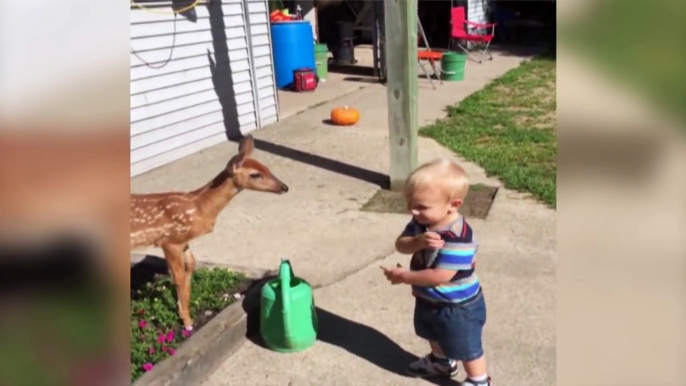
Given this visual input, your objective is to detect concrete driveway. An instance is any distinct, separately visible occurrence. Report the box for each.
[132,49,555,385]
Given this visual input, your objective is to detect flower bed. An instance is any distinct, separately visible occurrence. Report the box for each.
[130,268,250,382]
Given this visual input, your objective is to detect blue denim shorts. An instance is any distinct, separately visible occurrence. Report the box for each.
[413,289,487,362]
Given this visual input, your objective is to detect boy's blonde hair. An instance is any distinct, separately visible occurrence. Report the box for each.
[404,158,469,201]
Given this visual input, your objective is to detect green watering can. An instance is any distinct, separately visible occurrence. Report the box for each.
[260,259,318,352]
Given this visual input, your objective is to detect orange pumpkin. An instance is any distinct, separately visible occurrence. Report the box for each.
[330,106,360,126]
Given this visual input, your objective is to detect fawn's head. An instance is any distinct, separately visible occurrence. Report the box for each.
[226,135,288,194]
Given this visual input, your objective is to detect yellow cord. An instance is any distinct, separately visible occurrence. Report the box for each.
[130,0,200,15]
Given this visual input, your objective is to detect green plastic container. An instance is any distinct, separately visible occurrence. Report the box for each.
[314,43,329,80]
[440,52,467,81]
[260,259,318,353]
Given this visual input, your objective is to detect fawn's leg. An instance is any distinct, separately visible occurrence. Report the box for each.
[161,242,193,329]
[182,245,197,331]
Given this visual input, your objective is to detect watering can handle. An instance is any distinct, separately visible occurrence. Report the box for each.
[279,259,292,339]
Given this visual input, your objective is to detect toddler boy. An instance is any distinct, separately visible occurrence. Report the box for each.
[381,158,490,386]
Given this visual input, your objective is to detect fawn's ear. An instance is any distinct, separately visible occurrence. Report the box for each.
[238,135,254,158]
[227,152,247,174]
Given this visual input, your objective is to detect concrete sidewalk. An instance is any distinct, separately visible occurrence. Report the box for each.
[204,246,555,385]
[132,49,555,385]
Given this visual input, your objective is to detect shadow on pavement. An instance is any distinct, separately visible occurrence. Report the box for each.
[314,307,461,385]
[243,295,460,385]
[229,137,390,190]
[316,307,418,377]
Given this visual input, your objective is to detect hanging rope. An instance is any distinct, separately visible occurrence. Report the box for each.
[130,13,178,69]
[130,0,200,15]
[130,1,203,68]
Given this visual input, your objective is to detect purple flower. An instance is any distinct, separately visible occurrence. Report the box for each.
[147,347,155,355]
[182,329,191,338]
[156,334,165,344]
[142,363,154,372]
[162,346,169,353]
[165,330,175,343]
[168,348,176,355]
[139,320,148,329]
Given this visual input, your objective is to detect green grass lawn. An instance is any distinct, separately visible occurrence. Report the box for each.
[421,57,557,207]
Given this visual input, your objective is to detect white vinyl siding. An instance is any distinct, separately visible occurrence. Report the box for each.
[467,0,488,34]
[245,0,279,127]
[130,0,278,177]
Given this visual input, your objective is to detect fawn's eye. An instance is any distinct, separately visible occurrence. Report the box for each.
[249,173,262,180]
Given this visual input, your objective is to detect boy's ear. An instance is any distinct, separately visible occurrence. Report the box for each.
[450,198,464,210]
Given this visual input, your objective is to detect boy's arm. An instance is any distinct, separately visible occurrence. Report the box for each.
[398,267,455,286]
[395,235,425,255]
[394,220,426,255]
[399,238,477,286]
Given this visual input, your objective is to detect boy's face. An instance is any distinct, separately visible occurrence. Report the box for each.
[406,188,461,227]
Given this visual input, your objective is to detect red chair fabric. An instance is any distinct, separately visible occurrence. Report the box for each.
[450,6,496,63]
[417,50,444,61]
[451,7,495,42]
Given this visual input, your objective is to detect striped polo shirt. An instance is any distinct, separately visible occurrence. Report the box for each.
[402,216,480,304]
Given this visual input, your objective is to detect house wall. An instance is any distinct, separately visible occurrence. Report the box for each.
[130,0,277,177]
[245,0,280,128]
[467,0,489,32]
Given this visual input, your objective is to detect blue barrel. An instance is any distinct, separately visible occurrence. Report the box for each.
[271,21,315,89]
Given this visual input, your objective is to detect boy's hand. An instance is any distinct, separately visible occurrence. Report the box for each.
[421,232,444,250]
[380,263,405,285]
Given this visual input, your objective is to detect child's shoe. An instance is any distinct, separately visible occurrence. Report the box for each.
[406,353,459,378]
[460,376,492,385]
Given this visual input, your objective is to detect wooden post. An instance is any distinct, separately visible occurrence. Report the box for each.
[371,0,379,77]
[376,0,387,80]
[384,0,418,191]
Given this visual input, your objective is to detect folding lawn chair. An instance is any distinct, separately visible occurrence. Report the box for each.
[449,6,496,63]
